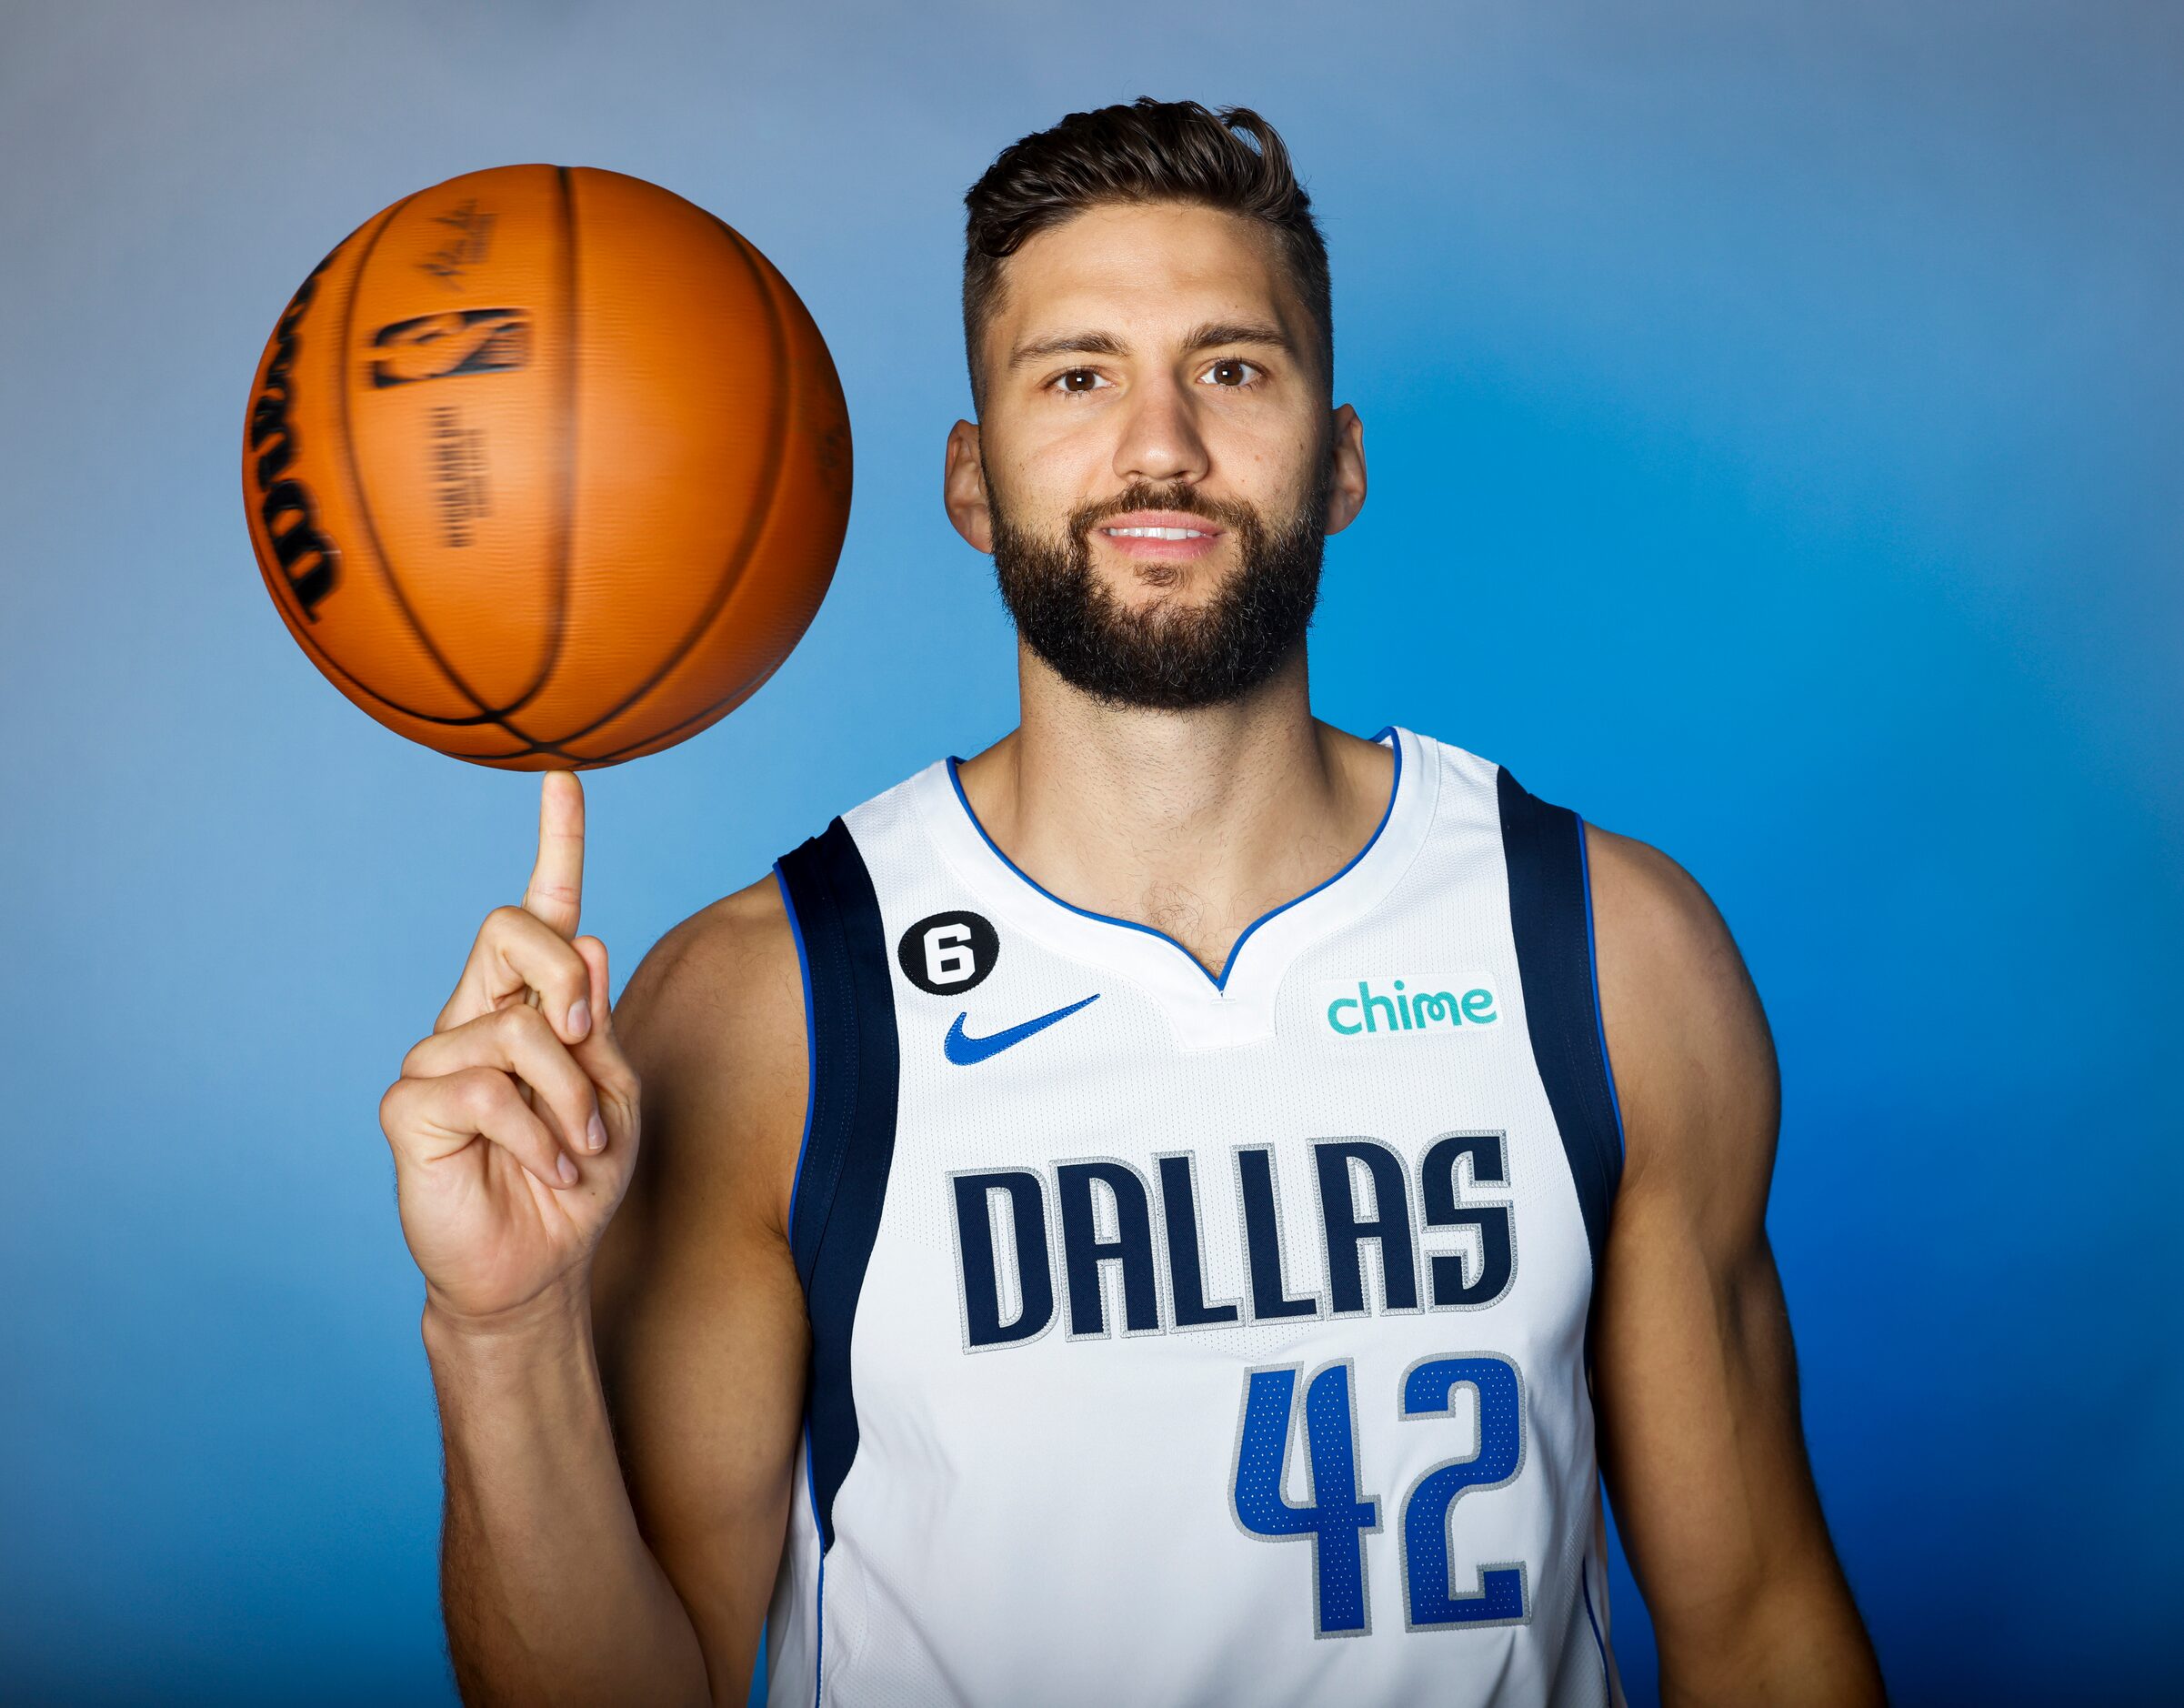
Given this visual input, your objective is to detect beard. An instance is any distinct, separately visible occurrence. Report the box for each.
[988,463,1332,712]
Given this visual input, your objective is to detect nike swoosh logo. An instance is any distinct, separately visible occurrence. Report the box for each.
[943,994,1101,1066]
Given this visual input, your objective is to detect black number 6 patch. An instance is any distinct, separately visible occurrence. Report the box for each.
[897,910,999,996]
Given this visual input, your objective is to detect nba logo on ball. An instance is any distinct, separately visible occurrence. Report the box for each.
[242,165,853,769]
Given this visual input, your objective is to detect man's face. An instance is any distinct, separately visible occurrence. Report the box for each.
[945,201,1365,710]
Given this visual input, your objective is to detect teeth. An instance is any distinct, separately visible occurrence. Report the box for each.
[1104,526,1208,539]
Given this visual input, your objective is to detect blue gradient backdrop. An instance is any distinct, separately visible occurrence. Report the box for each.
[4,3,2178,1702]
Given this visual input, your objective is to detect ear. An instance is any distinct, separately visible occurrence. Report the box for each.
[1324,403,1368,537]
[943,418,994,552]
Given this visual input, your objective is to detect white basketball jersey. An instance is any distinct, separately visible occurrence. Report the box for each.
[764,727,1628,1706]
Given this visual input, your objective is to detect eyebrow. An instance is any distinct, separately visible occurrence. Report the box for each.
[1006,319,1295,371]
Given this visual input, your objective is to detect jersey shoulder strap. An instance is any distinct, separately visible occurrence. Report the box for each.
[773,817,900,1550]
[1493,767,1627,1276]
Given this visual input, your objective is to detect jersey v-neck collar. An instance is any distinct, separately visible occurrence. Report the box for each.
[910,726,1440,1050]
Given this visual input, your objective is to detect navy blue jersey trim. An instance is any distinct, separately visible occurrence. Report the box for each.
[1495,768,1624,1283]
[774,867,819,1241]
[774,818,901,1553]
[1575,814,1630,1153]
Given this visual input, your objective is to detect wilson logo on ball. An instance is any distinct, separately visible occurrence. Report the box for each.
[368,308,534,388]
[245,249,342,623]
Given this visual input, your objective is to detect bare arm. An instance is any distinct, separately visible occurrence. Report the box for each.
[1585,827,1884,1706]
[384,775,807,1705]
[589,876,810,1699]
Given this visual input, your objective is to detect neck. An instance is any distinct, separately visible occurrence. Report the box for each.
[954,646,1396,975]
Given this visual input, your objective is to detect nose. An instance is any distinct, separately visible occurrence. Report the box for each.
[1112,370,1210,488]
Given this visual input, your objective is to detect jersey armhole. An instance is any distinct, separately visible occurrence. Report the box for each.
[774,862,820,1249]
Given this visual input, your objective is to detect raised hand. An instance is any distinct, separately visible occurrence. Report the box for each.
[378,771,643,1324]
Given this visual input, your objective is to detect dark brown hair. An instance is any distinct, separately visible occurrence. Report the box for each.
[961,98,1332,411]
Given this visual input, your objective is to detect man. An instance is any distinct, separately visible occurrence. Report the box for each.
[379,99,1885,1706]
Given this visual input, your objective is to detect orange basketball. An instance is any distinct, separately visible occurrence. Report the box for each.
[242,165,851,769]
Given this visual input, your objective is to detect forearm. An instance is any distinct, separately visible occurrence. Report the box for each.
[1658,1568,1882,1707]
[1627,1450,1883,1704]
[1619,1244,1884,1706]
[426,1283,711,1707]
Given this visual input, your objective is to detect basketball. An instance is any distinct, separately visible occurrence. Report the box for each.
[242,165,852,769]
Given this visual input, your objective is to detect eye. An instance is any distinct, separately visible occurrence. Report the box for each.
[1200,357,1261,388]
[1049,367,1111,395]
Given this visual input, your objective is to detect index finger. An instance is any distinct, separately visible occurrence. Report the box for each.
[521,769,585,940]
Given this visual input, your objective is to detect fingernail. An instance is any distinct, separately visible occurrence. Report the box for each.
[566,998,591,1040]
[556,1153,578,1187]
[586,1112,607,1152]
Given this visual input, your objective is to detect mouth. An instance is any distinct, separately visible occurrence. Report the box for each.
[1089,509,1225,562]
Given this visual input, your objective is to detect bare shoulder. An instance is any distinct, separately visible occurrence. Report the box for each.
[601,870,807,1282]
[617,869,801,1057]
[1582,825,1778,1207]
